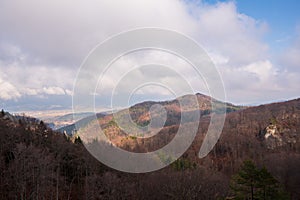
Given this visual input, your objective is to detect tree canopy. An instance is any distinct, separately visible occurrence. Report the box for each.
[230,160,289,200]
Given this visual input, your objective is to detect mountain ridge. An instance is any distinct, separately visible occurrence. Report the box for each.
[58,92,244,135]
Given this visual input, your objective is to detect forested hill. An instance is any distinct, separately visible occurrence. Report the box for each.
[0,96,300,199]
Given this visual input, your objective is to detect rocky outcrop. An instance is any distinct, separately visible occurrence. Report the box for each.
[261,117,299,150]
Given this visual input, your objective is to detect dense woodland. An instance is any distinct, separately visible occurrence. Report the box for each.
[0,110,230,199]
[1,97,300,199]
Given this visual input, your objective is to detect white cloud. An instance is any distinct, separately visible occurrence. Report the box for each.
[279,28,300,72]
[0,77,21,100]
[0,58,75,99]
[94,50,208,98]
[243,60,278,83]
[65,89,73,96]
[42,86,66,95]
[208,51,229,65]
[0,0,268,67]
[22,88,39,96]
[0,0,197,66]
[0,59,73,101]
[0,0,298,107]
[189,1,269,66]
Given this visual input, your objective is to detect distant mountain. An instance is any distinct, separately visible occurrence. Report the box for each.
[44,112,94,130]
[57,93,243,136]
[61,93,243,148]
[57,112,106,135]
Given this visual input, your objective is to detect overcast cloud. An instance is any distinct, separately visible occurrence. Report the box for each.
[0,0,299,111]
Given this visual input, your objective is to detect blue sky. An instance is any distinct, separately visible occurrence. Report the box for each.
[0,0,299,112]
[236,0,300,51]
[203,0,300,50]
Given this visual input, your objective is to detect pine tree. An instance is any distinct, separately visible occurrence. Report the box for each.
[257,167,278,199]
[230,160,259,199]
[230,160,290,200]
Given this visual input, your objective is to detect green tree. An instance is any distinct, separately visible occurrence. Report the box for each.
[230,160,259,199]
[257,167,278,199]
[230,160,289,200]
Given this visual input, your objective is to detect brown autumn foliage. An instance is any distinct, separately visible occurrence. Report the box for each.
[0,95,300,199]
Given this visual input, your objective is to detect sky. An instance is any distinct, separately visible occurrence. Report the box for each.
[0,0,299,112]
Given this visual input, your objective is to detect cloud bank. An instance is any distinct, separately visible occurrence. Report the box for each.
[0,0,299,110]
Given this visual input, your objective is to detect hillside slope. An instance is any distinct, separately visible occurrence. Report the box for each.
[1,97,300,199]
[73,96,300,198]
